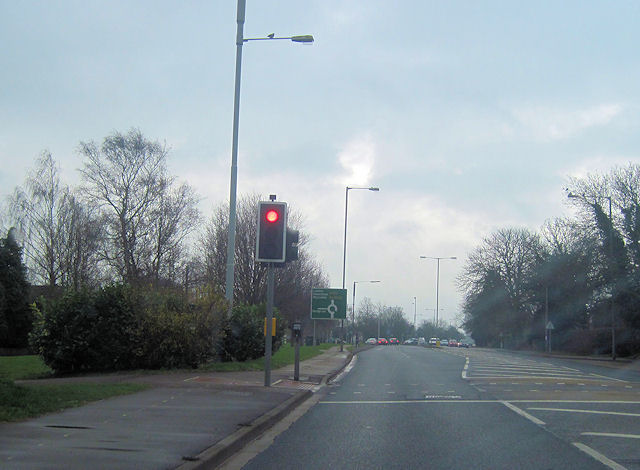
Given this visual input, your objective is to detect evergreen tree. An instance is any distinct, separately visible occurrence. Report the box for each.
[0,229,32,348]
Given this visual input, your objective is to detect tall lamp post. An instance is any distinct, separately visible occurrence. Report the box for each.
[353,280,380,345]
[225,0,314,307]
[340,186,379,350]
[568,191,615,360]
[420,256,456,327]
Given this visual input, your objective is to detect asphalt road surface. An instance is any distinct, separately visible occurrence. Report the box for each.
[240,346,640,470]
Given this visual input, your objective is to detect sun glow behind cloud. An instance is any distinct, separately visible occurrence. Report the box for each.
[338,133,376,186]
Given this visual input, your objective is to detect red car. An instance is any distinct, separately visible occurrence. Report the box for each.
[389,338,400,345]
[378,338,389,345]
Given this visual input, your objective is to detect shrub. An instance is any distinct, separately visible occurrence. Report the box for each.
[29,284,227,373]
[29,286,138,373]
[219,304,284,362]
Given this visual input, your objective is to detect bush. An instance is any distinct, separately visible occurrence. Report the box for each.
[136,286,226,369]
[29,284,227,373]
[29,286,138,373]
[218,304,284,362]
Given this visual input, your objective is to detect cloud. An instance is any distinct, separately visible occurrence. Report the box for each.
[511,103,622,141]
[337,132,376,186]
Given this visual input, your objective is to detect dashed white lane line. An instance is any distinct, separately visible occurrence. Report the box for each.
[573,442,628,470]
[528,408,640,418]
[582,432,640,439]
[500,401,545,426]
[461,357,469,379]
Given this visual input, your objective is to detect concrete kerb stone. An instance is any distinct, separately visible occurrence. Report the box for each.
[175,388,312,470]
[177,348,355,469]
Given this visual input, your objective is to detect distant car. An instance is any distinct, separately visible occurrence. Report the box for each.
[418,337,426,345]
[403,338,418,345]
[365,337,378,345]
[459,341,470,348]
[428,337,439,345]
[448,339,458,347]
[389,337,400,345]
[440,339,449,346]
[378,338,389,345]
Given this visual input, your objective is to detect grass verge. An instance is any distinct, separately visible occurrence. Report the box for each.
[0,379,149,422]
[200,343,335,372]
[0,355,53,381]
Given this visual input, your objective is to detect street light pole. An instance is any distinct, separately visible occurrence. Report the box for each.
[224,0,314,308]
[341,186,379,351]
[420,256,456,327]
[413,296,417,330]
[225,0,246,307]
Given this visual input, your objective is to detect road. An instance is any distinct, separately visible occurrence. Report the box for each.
[237,346,640,470]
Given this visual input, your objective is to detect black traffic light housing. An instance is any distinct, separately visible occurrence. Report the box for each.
[285,228,299,262]
[256,201,287,262]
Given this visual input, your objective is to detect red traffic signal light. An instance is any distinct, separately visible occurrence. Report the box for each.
[256,201,287,262]
[265,209,279,223]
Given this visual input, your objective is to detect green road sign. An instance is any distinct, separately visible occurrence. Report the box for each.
[311,288,347,320]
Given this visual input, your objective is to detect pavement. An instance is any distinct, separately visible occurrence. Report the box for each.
[1,346,355,470]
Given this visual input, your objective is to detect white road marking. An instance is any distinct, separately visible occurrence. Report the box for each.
[461,356,469,379]
[319,399,640,405]
[183,376,199,382]
[582,432,640,439]
[501,401,545,425]
[573,442,628,470]
[528,408,640,418]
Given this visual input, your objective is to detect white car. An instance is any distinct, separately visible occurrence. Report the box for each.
[365,337,378,345]
[428,337,439,345]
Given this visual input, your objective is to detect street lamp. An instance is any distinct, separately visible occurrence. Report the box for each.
[225,0,314,308]
[567,191,615,360]
[419,256,456,327]
[353,280,380,345]
[340,186,379,350]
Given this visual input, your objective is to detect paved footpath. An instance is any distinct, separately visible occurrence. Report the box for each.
[1,346,353,470]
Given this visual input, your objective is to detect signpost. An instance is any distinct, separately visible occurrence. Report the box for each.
[311,288,347,320]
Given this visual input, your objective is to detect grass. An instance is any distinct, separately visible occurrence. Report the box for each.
[0,355,53,381]
[0,380,149,422]
[200,343,335,372]
[0,355,148,422]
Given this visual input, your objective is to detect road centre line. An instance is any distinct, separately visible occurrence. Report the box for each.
[528,408,640,418]
[572,442,628,470]
[461,357,469,379]
[319,399,640,405]
[582,432,640,439]
[501,401,545,425]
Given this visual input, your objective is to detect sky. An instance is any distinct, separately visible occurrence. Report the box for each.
[2,0,640,329]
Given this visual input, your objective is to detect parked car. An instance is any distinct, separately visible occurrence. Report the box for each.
[428,337,439,345]
[440,339,449,346]
[448,339,458,347]
[389,337,400,345]
[459,340,470,348]
[365,337,378,345]
[418,337,426,345]
[403,338,418,345]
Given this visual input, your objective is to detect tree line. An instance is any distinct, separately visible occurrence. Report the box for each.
[0,129,329,368]
[458,164,640,356]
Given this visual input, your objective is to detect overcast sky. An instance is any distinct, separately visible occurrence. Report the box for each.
[2,1,640,328]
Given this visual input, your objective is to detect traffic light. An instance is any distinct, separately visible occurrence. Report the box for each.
[256,201,287,262]
[285,228,299,262]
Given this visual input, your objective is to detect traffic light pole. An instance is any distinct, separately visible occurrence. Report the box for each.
[264,263,274,387]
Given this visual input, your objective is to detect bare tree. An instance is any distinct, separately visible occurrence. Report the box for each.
[8,152,101,288]
[200,193,329,325]
[79,129,200,285]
